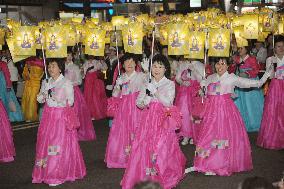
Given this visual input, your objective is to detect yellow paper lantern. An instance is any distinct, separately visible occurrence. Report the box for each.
[122,23,143,54]
[91,18,99,25]
[233,26,248,47]
[167,23,189,56]
[278,21,284,34]
[62,24,76,46]
[0,28,6,45]
[101,22,112,44]
[44,26,67,58]
[13,26,36,56]
[110,30,123,47]
[34,27,46,49]
[85,28,106,57]
[75,24,86,43]
[7,38,30,63]
[243,14,259,39]
[136,14,149,25]
[111,16,126,30]
[157,25,168,46]
[186,31,205,59]
[208,28,230,57]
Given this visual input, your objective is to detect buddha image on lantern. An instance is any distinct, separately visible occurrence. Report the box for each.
[171,32,182,47]
[21,33,31,48]
[111,31,122,44]
[35,34,41,45]
[90,35,99,49]
[245,23,256,37]
[214,35,224,50]
[190,36,199,51]
[264,17,271,28]
[128,29,134,46]
[49,34,58,50]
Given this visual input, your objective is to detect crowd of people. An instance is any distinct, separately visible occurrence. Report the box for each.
[0,28,283,188]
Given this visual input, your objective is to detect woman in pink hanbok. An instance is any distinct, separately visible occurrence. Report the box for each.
[32,59,86,186]
[185,57,271,176]
[0,99,15,163]
[121,54,186,189]
[105,53,145,168]
[257,35,284,150]
[65,52,96,141]
[175,60,204,145]
[83,56,108,120]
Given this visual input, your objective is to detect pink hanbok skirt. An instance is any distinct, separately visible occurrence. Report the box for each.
[105,92,140,168]
[83,71,107,120]
[194,94,253,176]
[0,100,15,163]
[257,79,284,149]
[74,86,96,141]
[121,102,186,189]
[32,105,86,185]
[175,80,200,142]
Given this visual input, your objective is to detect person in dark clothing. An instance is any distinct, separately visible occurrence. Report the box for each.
[105,46,124,97]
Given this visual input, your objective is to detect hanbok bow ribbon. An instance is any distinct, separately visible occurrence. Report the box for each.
[159,106,182,131]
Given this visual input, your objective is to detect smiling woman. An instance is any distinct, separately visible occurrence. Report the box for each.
[32,58,86,186]
[185,57,272,176]
[121,54,186,189]
[105,53,145,168]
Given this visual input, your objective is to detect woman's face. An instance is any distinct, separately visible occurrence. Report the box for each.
[274,41,284,57]
[48,61,61,79]
[215,59,228,76]
[124,58,136,74]
[152,61,166,81]
[238,47,248,57]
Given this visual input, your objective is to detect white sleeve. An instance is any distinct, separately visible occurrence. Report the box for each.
[37,80,47,103]
[65,81,74,106]
[232,74,265,88]
[75,66,82,86]
[136,84,152,109]
[257,48,267,64]
[192,61,205,82]
[155,81,175,107]
[266,56,275,79]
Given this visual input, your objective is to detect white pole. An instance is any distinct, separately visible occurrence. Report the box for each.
[114,26,120,76]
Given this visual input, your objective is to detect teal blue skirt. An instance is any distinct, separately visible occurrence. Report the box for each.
[234,86,264,132]
[0,72,23,122]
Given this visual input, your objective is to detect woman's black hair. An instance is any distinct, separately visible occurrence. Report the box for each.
[152,54,171,79]
[47,58,65,76]
[120,52,139,65]
[274,34,284,47]
[239,45,252,55]
[210,57,230,73]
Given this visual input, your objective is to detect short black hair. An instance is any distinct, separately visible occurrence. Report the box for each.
[47,58,65,76]
[152,54,171,79]
[120,52,139,65]
[274,34,284,47]
[212,57,230,72]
